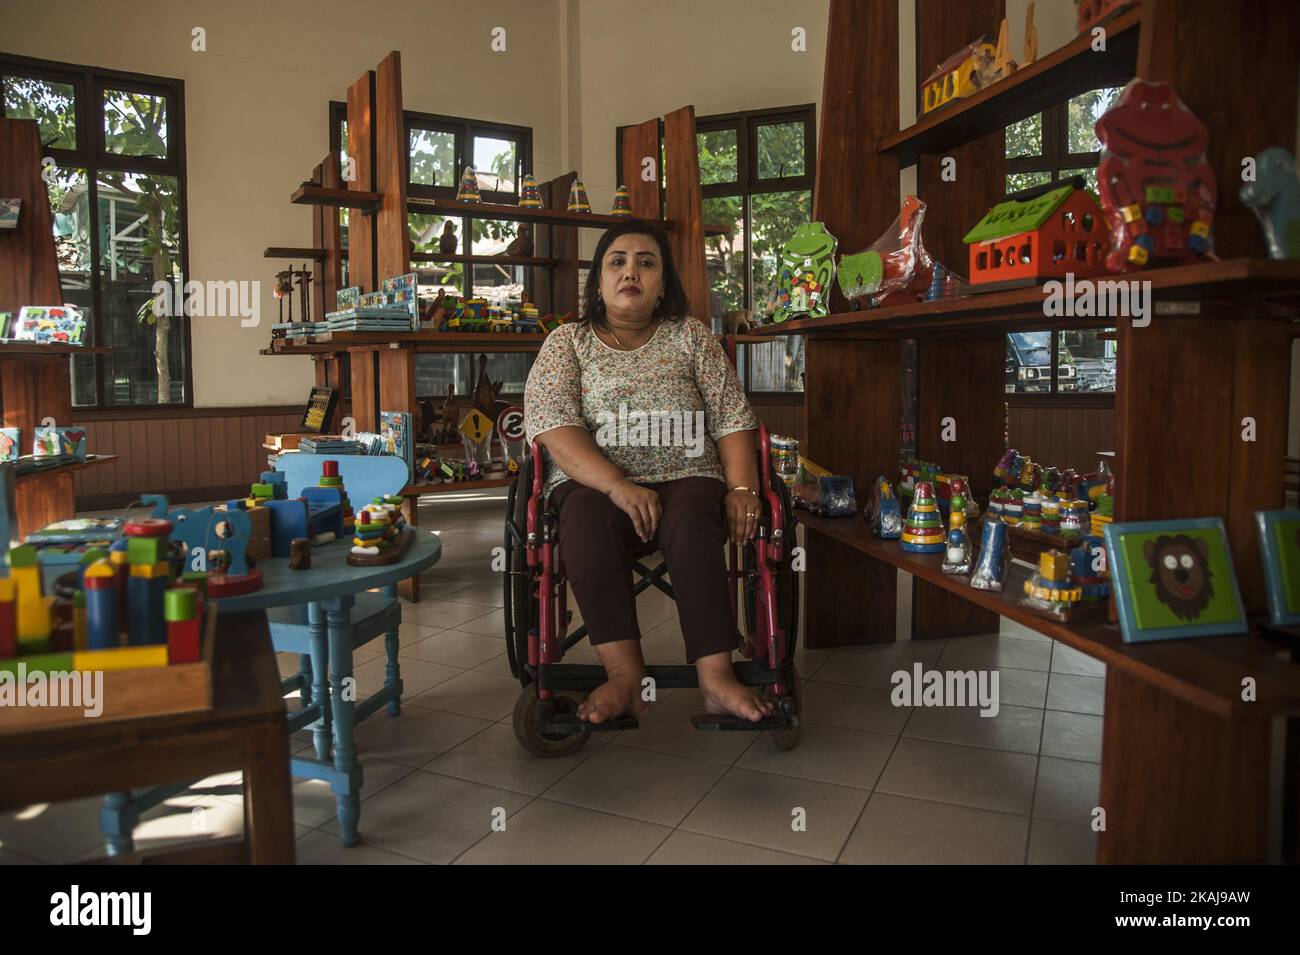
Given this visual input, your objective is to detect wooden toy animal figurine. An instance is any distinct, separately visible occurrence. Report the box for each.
[438,384,459,443]
[505,224,534,256]
[1240,147,1300,259]
[471,353,504,420]
[274,269,293,323]
[439,221,458,254]
[722,309,752,336]
[1023,1,1038,65]
[1095,80,1217,269]
[289,538,311,570]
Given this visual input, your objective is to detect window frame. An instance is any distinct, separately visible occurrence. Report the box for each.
[1003,92,1117,402]
[1,52,192,410]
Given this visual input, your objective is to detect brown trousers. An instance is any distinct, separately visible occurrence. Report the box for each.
[551,476,740,663]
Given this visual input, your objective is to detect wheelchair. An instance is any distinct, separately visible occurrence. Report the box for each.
[503,421,802,757]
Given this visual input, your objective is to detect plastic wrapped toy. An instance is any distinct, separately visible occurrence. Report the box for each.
[767,223,838,324]
[866,476,903,539]
[1095,80,1217,270]
[941,489,973,574]
[970,518,1009,591]
[837,196,935,309]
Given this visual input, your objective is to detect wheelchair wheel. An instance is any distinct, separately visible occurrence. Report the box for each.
[770,663,802,751]
[742,461,800,665]
[504,456,535,685]
[512,688,590,757]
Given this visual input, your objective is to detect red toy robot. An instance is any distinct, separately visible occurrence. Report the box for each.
[1095,80,1217,271]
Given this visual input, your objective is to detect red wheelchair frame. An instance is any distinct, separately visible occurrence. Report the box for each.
[504,419,801,757]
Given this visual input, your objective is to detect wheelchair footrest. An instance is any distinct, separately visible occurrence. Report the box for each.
[541,714,639,736]
[690,713,792,732]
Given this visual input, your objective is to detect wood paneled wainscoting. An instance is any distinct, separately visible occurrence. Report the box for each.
[750,395,805,445]
[1007,398,1116,474]
[73,406,302,510]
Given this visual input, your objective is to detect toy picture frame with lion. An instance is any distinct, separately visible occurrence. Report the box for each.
[1255,509,1300,627]
[1103,518,1247,644]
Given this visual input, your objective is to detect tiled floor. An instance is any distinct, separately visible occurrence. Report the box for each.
[0,488,1105,865]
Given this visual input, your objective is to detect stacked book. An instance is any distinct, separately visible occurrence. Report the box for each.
[297,436,363,454]
[324,273,419,333]
[273,321,322,339]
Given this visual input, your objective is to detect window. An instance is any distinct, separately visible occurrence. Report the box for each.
[1006,328,1117,396]
[1004,86,1121,193]
[626,105,815,394]
[3,56,189,407]
[1003,88,1121,398]
[331,105,535,399]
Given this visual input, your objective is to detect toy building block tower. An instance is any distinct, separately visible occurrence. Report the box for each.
[456,166,481,203]
[611,185,632,217]
[942,483,973,574]
[519,174,543,208]
[567,178,591,213]
[11,544,55,654]
[900,481,946,553]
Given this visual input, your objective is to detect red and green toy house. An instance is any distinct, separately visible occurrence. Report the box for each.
[963,178,1108,289]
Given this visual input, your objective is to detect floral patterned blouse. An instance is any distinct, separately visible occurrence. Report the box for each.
[524,317,758,497]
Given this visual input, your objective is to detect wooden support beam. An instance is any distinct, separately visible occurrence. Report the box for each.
[620,118,661,218]
[662,106,708,325]
[374,51,409,281]
[347,70,377,292]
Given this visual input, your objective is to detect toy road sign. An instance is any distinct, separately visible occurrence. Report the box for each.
[497,406,525,442]
[459,409,492,445]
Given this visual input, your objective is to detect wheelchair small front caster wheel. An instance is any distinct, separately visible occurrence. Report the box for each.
[513,689,590,758]
[771,664,802,752]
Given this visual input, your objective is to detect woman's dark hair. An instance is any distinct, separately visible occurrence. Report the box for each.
[580,218,689,327]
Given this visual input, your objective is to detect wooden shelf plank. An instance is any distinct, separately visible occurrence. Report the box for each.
[0,343,114,358]
[401,477,514,495]
[264,247,326,260]
[747,259,1300,338]
[882,7,1143,165]
[291,184,382,213]
[796,511,1300,719]
[408,195,731,236]
[409,253,560,269]
[263,331,546,355]
[14,453,119,485]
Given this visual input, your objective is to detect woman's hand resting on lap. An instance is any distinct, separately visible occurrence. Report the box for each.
[609,478,662,542]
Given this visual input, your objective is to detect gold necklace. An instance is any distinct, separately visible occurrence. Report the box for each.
[608,320,653,350]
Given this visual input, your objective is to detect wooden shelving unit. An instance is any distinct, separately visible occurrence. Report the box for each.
[264,247,326,260]
[290,184,382,213]
[750,258,1300,337]
[13,454,119,486]
[809,0,1300,864]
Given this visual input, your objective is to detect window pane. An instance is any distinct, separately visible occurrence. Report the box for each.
[409,212,461,256]
[103,89,168,158]
[471,261,523,307]
[697,128,738,184]
[1057,165,1099,193]
[416,352,534,399]
[703,195,744,323]
[409,126,456,187]
[1006,170,1051,193]
[756,122,805,179]
[1067,86,1122,155]
[4,75,76,149]
[1059,327,1116,393]
[1005,113,1042,158]
[746,336,805,393]
[46,166,97,405]
[97,171,185,404]
[473,135,517,193]
[470,218,520,256]
[1005,331,1052,395]
[751,188,812,319]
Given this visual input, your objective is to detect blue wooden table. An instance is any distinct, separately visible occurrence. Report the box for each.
[212,531,442,846]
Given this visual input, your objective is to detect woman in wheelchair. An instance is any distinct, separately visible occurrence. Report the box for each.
[523,219,776,726]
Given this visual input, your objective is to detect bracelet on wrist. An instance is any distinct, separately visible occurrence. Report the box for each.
[729,485,760,498]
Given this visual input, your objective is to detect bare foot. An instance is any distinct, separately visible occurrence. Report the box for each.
[578,674,654,724]
[696,653,775,722]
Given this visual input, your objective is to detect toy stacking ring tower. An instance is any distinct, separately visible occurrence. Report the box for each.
[901,481,947,553]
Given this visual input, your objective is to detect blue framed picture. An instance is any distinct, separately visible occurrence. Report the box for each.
[1103,518,1247,643]
[1255,509,1300,626]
